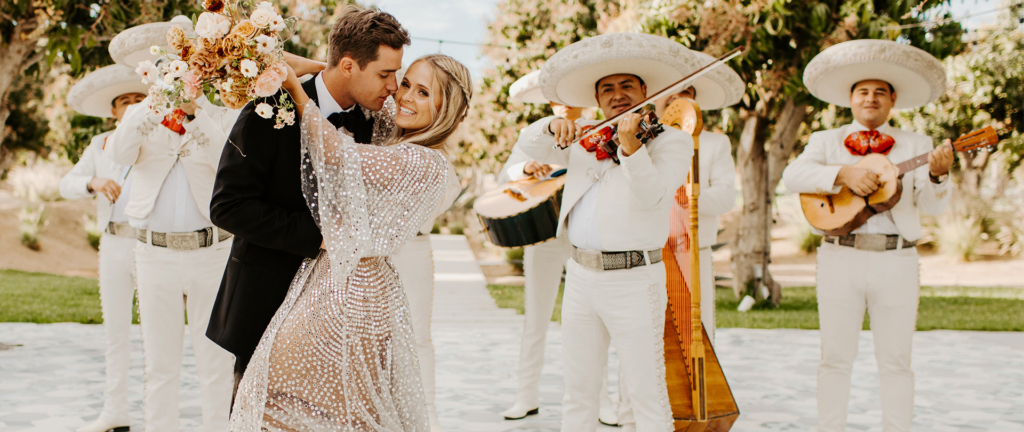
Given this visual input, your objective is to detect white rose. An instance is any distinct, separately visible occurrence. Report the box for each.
[256,1,275,11]
[255,102,274,119]
[240,59,259,78]
[163,74,175,84]
[250,8,274,28]
[254,35,276,54]
[269,15,286,32]
[195,12,231,39]
[136,60,158,84]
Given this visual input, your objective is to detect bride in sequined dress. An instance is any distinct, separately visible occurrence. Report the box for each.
[229,54,473,432]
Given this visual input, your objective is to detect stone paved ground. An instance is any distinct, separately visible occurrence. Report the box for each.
[1,235,1022,431]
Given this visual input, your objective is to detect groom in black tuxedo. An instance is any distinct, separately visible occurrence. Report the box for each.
[206,5,410,384]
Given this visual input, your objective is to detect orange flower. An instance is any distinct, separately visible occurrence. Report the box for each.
[203,0,225,13]
[166,26,189,52]
[199,37,220,53]
[188,48,219,79]
[230,20,260,39]
[221,90,249,109]
[180,41,196,62]
[221,34,247,59]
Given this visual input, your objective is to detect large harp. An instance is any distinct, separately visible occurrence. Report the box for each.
[659,98,740,430]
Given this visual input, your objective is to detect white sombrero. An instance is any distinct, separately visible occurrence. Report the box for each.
[509,70,547,104]
[67,65,150,118]
[803,39,946,109]
[540,33,701,108]
[109,15,195,68]
[687,51,744,110]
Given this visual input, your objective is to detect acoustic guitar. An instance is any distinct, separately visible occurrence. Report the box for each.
[659,98,740,430]
[474,167,567,248]
[800,126,999,236]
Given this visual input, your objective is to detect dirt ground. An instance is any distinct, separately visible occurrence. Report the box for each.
[0,188,100,277]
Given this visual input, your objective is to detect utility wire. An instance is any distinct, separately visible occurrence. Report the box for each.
[880,2,1022,30]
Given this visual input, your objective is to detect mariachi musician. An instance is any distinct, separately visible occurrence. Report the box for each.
[515,33,696,432]
[617,49,745,432]
[497,70,620,426]
[782,39,953,432]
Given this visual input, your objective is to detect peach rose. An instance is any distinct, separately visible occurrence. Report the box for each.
[221,34,247,58]
[221,90,249,109]
[188,48,219,78]
[182,71,202,101]
[230,20,260,39]
[166,26,189,52]
[250,61,287,97]
[250,8,274,28]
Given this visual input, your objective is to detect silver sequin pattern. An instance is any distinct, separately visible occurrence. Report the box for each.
[230,99,448,431]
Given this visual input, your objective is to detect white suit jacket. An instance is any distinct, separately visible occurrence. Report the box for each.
[781,122,951,242]
[59,131,125,228]
[515,116,693,252]
[105,98,240,222]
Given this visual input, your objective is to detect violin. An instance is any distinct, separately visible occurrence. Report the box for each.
[578,108,666,164]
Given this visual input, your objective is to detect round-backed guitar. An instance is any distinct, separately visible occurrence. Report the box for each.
[474,167,567,248]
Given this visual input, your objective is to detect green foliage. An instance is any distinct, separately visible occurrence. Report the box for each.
[504,247,525,272]
[66,114,111,163]
[1,75,51,154]
[487,283,564,322]
[795,224,823,254]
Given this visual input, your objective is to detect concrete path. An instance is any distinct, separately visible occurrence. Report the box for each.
[1,235,1021,431]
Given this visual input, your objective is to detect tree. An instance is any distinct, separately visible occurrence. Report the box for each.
[896,3,1024,194]
[637,0,964,304]
[0,0,204,171]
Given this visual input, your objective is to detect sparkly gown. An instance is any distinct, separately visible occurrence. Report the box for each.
[229,100,449,431]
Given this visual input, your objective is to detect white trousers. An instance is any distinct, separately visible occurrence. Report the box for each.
[561,258,671,432]
[391,234,441,424]
[617,246,716,426]
[96,233,137,426]
[135,240,234,432]
[816,242,919,432]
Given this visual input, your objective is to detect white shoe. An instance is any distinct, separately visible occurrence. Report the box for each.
[619,423,636,432]
[598,404,619,426]
[501,403,540,420]
[76,419,130,432]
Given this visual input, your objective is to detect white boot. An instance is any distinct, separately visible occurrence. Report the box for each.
[76,418,130,432]
[501,402,540,420]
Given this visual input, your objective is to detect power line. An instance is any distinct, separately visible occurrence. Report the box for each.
[410,36,514,50]
[879,2,1023,30]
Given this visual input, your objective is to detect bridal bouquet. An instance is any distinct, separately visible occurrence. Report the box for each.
[136,0,297,128]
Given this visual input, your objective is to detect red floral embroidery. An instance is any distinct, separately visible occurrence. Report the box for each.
[844,130,895,156]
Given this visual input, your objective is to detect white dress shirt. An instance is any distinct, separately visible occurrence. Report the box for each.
[567,159,615,251]
[130,160,210,232]
[846,120,899,235]
[314,73,360,137]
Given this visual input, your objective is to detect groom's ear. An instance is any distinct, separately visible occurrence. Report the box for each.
[336,56,357,77]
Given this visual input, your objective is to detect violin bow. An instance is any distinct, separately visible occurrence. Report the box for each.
[559,46,746,149]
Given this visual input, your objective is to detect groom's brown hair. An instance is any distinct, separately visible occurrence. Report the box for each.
[327,5,410,69]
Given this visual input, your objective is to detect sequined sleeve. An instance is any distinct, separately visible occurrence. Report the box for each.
[299,100,448,276]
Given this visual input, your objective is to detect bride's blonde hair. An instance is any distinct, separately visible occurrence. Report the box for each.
[394,54,473,152]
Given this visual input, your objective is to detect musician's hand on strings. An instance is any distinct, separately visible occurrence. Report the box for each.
[929,140,954,177]
[523,161,553,179]
[617,113,644,156]
[836,166,881,196]
[549,118,582,148]
[89,177,122,202]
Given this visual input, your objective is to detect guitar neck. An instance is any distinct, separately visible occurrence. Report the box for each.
[896,153,931,176]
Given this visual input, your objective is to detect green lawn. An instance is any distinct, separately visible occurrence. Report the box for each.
[487,284,1024,331]
[0,269,139,324]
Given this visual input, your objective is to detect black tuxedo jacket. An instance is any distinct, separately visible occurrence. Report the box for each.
[206,78,373,367]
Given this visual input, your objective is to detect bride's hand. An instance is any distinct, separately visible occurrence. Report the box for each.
[283,52,327,77]
[281,63,309,118]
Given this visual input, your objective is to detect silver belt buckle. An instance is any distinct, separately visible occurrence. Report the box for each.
[574,247,604,271]
[165,232,201,251]
[853,234,887,252]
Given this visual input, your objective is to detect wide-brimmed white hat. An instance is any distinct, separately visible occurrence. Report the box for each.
[67,65,150,118]
[687,51,744,110]
[540,33,700,108]
[803,39,946,109]
[109,15,194,68]
[509,70,547,104]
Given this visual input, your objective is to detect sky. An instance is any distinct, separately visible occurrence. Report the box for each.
[364,0,1008,78]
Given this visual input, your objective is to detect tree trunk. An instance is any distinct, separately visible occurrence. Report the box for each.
[956,150,990,195]
[0,15,49,174]
[731,98,807,305]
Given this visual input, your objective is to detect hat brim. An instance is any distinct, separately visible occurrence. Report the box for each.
[803,39,946,109]
[67,65,150,118]
[548,58,683,108]
[509,71,548,104]
[687,52,744,110]
[109,17,195,68]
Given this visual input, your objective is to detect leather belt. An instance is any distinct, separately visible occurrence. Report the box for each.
[137,227,232,251]
[823,234,916,252]
[571,246,663,271]
[106,221,137,239]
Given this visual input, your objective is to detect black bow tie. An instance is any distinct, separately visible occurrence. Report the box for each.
[326,108,373,143]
